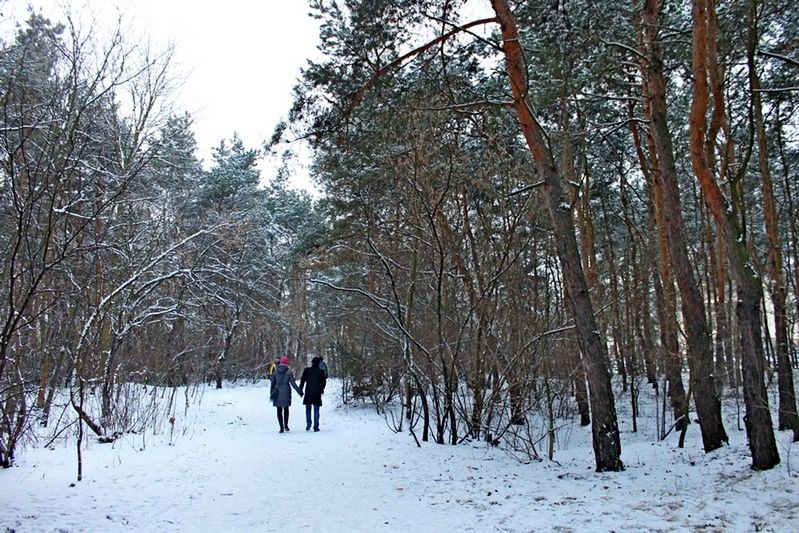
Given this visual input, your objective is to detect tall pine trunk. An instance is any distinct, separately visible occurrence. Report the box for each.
[750,42,799,439]
[491,0,623,472]
[774,112,799,374]
[638,0,727,451]
[628,71,688,431]
[689,0,779,469]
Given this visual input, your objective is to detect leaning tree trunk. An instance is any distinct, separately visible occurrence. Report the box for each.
[689,0,779,469]
[628,71,689,432]
[638,0,727,452]
[491,0,623,472]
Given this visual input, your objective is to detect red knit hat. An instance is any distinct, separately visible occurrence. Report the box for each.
[279,356,289,365]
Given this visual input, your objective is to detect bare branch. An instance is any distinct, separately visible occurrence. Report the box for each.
[344,17,498,119]
[757,49,799,68]
[507,181,545,197]
[599,38,648,61]
[413,99,514,112]
[752,86,799,93]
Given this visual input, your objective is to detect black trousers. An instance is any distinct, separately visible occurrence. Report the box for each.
[276,406,289,430]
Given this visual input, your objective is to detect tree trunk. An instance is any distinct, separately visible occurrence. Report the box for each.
[639,0,727,452]
[708,228,736,387]
[774,110,799,340]
[491,0,623,472]
[569,110,594,428]
[689,0,779,469]
[628,69,688,430]
[650,127,690,435]
[601,197,628,392]
[572,337,591,427]
[750,44,799,437]
[651,255,687,434]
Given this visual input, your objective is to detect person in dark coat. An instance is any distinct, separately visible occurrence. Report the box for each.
[299,356,327,432]
[270,356,303,433]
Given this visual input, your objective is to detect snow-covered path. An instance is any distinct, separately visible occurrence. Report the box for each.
[3,381,798,532]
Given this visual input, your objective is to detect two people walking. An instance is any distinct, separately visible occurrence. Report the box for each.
[269,355,327,433]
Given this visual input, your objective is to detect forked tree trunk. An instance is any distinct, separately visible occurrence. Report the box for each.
[689,0,779,469]
[491,0,623,472]
[638,0,727,451]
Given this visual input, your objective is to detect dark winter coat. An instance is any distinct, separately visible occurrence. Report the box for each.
[270,365,302,407]
[300,363,327,406]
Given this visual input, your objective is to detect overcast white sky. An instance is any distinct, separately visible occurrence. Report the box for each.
[2,0,321,190]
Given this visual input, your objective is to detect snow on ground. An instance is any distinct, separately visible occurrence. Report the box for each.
[2,380,798,532]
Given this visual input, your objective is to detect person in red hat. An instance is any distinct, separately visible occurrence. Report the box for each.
[269,356,303,433]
